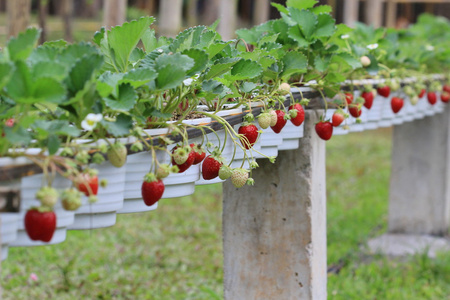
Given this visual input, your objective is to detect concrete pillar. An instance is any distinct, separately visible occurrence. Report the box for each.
[365,0,383,28]
[158,0,183,38]
[7,0,31,37]
[389,106,450,236]
[217,0,238,41]
[222,110,327,300]
[103,0,127,29]
[343,0,359,27]
[386,0,398,28]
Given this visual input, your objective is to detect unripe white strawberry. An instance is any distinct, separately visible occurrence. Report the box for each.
[268,109,278,126]
[156,164,171,179]
[172,147,189,165]
[360,55,371,67]
[257,113,272,129]
[36,187,59,208]
[278,82,291,95]
[410,95,419,105]
[231,168,249,188]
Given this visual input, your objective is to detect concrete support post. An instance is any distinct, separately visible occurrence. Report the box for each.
[103,0,127,29]
[222,111,327,300]
[389,107,450,236]
[217,0,238,41]
[369,106,450,257]
[343,0,359,27]
[365,0,383,28]
[158,0,183,38]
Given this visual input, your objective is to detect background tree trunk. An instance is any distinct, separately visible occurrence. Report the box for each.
[38,0,49,44]
[158,0,183,37]
[202,0,219,26]
[7,0,31,37]
[103,0,128,29]
[186,0,199,27]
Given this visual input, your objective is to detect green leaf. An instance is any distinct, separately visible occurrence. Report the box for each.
[312,5,332,14]
[121,68,157,88]
[0,62,14,90]
[281,51,307,79]
[288,26,310,48]
[171,26,216,52]
[47,135,60,155]
[107,17,154,72]
[92,27,105,46]
[6,28,40,61]
[32,77,66,103]
[236,28,261,45]
[202,79,225,94]
[129,47,146,64]
[58,43,100,68]
[4,126,31,145]
[97,71,124,98]
[102,113,133,137]
[271,3,289,14]
[32,61,66,81]
[182,49,209,76]
[286,0,318,10]
[228,59,263,80]
[29,46,60,64]
[154,53,195,72]
[103,83,137,112]
[333,53,362,70]
[289,8,318,40]
[258,34,280,46]
[42,40,67,48]
[156,65,186,90]
[67,54,104,94]
[314,55,329,72]
[241,82,258,93]
[315,13,336,38]
[142,28,158,53]
[205,57,240,80]
[205,41,232,59]
[6,61,32,99]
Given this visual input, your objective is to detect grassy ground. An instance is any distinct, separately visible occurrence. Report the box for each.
[2,128,450,299]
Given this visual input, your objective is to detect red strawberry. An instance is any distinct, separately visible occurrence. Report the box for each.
[427,92,437,105]
[391,97,404,113]
[238,123,259,149]
[315,121,333,141]
[362,91,374,109]
[171,146,195,173]
[332,111,345,127]
[178,98,189,112]
[201,155,223,180]
[190,143,206,165]
[418,89,426,98]
[5,118,15,127]
[443,85,450,94]
[344,92,353,105]
[75,172,99,196]
[288,103,305,126]
[349,106,362,118]
[141,173,165,206]
[377,86,390,98]
[270,109,287,133]
[441,92,450,103]
[24,208,56,242]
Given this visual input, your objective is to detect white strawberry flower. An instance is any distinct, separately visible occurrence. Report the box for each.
[366,43,379,50]
[183,78,193,86]
[81,113,103,131]
[425,45,434,51]
[341,34,350,39]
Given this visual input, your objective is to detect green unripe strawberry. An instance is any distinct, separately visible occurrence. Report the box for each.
[36,187,59,208]
[257,113,272,129]
[61,188,83,211]
[218,165,232,180]
[231,168,249,188]
[107,142,127,168]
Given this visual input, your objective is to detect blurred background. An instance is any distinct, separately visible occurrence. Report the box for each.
[3,0,450,46]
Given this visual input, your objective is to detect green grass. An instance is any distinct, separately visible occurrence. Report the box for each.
[2,129,450,299]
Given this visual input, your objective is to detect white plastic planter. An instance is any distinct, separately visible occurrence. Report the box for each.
[1,213,20,260]
[258,126,283,158]
[378,96,395,128]
[278,121,305,150]
[12,173,75,246]
[68,161,126,230]
[162,163,200,198]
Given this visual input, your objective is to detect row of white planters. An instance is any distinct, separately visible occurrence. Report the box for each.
[1,87,444,258]
[325,92,446,135]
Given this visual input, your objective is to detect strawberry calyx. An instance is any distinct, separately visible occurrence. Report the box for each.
[143,172,158,183]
